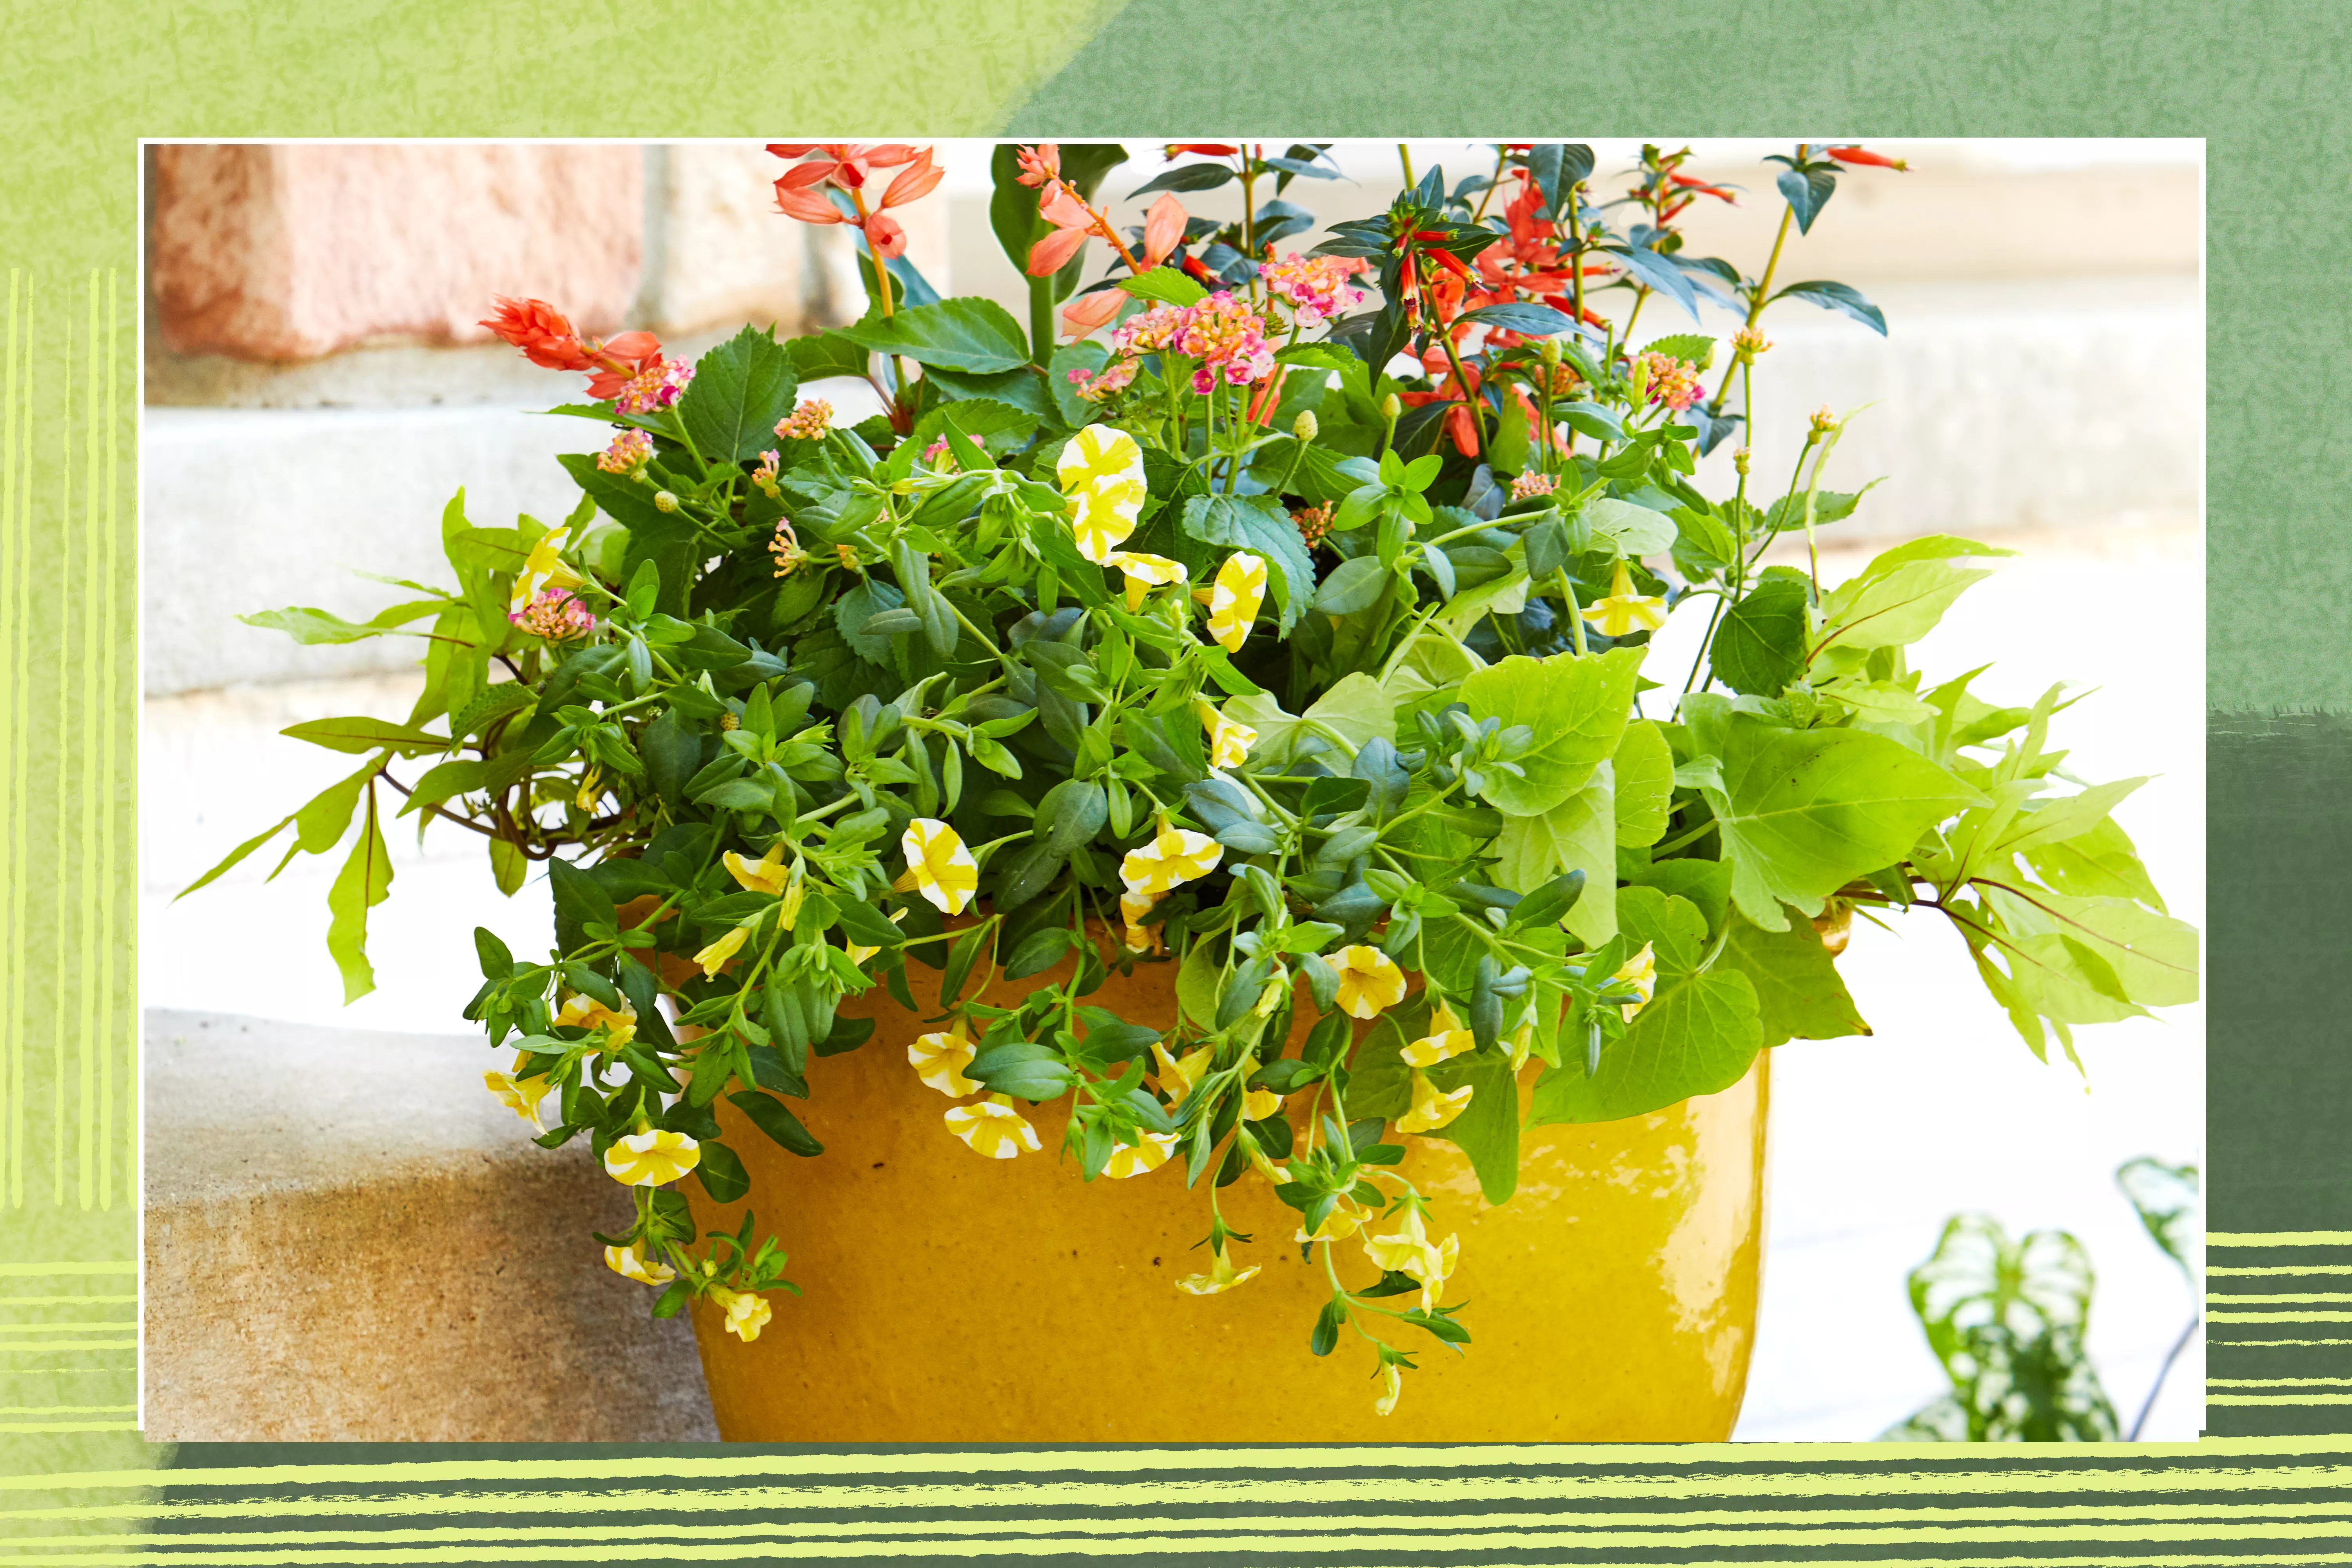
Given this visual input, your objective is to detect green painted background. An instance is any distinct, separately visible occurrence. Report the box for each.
[0,0,2325,1555]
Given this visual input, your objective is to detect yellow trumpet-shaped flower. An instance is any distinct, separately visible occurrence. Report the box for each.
[1396,1069,1475,1135]
[604,1242,675,1287]
[574,767,604,812]
[1102,1131,1179,1179]
[1119,889,1162,954]
[1206,551,1269,652]
[1294,1203,1364,1245]
[1581,560,1669,637]
[1151,1037,1214,1110]
[1119,822,1223,897]
[1330,945,1406,1020]
[509,524,584,618]
[1613,942,1657,1022]
[1243,1085,1282,1122]
[1056,422,1145,492]
[1175,1248,1261,1296]
[1400,1001,1475,1067]
[725,841,790,896]
[1506,1014,1538,1073]
[604,1128,701,1187]
[1361,1203,1460,1310]
[556,993,639,1050]
[909,1021,981,1098]
[897,817,979,915]
[692,923,750,979]
[708,1285,773,1343]
[944,1095,1042,1159]
[1195,699,1256,769]
[1106,550,1188,611]
[1375,1359,1403,1417]
[484,1064,552,1132]
[846,906,909,967]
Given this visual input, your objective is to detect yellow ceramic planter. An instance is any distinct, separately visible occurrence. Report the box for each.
[683,947,1768,1441]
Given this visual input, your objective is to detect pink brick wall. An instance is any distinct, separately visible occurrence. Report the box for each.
[152,145,643,362]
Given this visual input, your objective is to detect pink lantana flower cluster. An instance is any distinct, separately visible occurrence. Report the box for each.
[1632,351,1704,413]
[595,428,654,474]
[613,358,695,417]
[510,588,596,641]
[1259,253,1375,324]
[1174,291,1276,392]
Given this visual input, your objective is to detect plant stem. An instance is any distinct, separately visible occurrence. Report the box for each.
[1708,205,1794,412]
[2128,1312,2200,1441]
[1397,145,1415,187]
[1556,568,1588,657]
[1434,326,1488,459]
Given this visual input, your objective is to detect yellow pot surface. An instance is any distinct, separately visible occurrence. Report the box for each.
[684,949,1768,1441]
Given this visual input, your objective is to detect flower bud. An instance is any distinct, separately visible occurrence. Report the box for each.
[1293,410,1319,442]
[1380,393,1401,423]
[1627,357,1651,403]
[1539,336,1561,368]
[654,490,679,513]
[1808,405,1838,437]
[1732,446,1751,477]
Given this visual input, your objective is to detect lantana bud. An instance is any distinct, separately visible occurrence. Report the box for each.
[1293,410,1318,442]
[1732,446,1751,477]
[1380,393,1401,422]
[1539,336,1561,368]
[654,490,679,513]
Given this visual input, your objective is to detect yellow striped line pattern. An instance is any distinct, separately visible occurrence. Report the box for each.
[1,1441,2351,1561]
[2207,1234,2352,1429]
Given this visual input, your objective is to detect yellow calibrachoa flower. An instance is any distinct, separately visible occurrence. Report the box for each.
[574,767,603,812]
[1294,1203,1364,1245]
[1120,822,1223,896]
[1102,1131,1179,1179]
[1206,550,1268,652]
[1175,1248,1261,1296]
[1119,889,1161,953]
[557,993,639,1049]
[509,523,584,618]
[691,923,750,979]
[1243,1085,1282,1122]
[1400,1002,1475,1067]
[1374,1359,1403,1417]
[1397,1069,1475,1135]
[1505,1012,1539,1072]
[1582,560,1669,637]
[1330,945,1407,1020]
[1613,942,1658,1022]
[909,1021,980,1098]
[898,817,979,915]
[944,1095,1042,1159]
[1068,483,1143,563]
[1195,699,1256,769]
[1362,1204,1460,1310]
[709,1285,773,1343]
[484,1064,552,1132]
[1056,422,1145,491]
[725,842,789,896]
[604,1242,675,1287]
[1105,550,1188,611]
[1151,1038,1213,1109]
[604,1128,701,1187]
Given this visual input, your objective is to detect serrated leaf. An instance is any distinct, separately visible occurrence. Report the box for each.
[680,324,800,462]
[836,298,1031,374]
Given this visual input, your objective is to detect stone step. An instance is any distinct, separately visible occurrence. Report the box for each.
[143,1008,716,1442]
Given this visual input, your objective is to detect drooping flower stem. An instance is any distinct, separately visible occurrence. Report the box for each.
[1432,321,1489,458]
[1709,204,1795,413]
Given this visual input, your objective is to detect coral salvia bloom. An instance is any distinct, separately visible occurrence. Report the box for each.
[1120,824,1223,897]
[709,1285,773,1343]
[480,296,592,370]
[1103,1131,1179,1179]
[1196,699,1256,769]
[1105,550,1187,611]
[1397,1069,1475,1135]
[1207,552,1268,653]
[898,818,978,915]
[604,1129,701,1187]
[909,1022,980,1098]
[1583,561,1669,637]
[1014,143,1060,188]
[556,993,637,1049]
[1401,1002,1475,1067]
[692,924,750,979]
[604,1243,675,1287]
[1613,942,1658,1021]
[946,1096,1042,1159]
[1331,945,1407,1020]
[725,842,790,897]
[1175,1249,1260,1296]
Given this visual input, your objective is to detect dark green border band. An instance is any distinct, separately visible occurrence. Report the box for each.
[0,0,2319,1557]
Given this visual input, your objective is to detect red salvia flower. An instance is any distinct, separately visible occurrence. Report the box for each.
[1827,145,1909,171]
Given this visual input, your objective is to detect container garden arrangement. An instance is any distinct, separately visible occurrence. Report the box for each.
[190,140,2198,1440]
